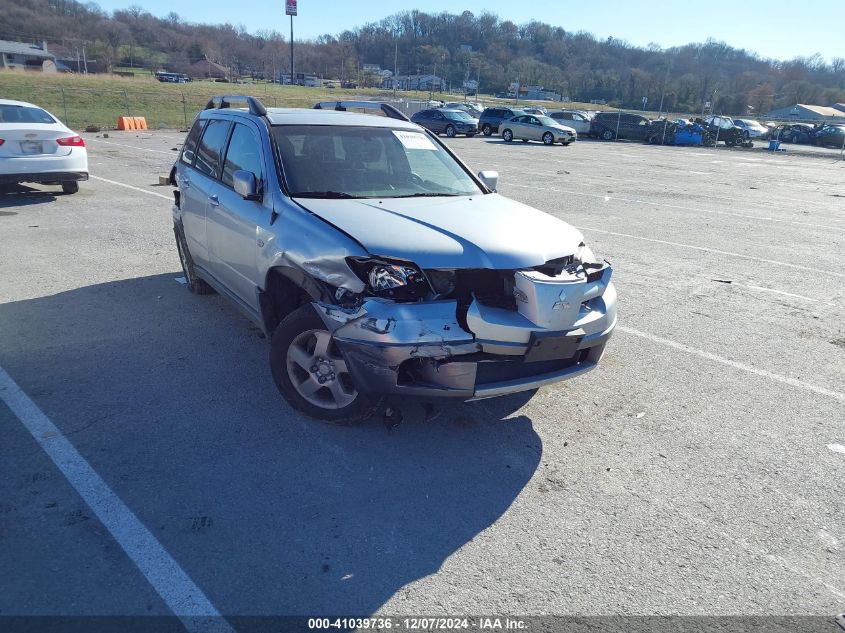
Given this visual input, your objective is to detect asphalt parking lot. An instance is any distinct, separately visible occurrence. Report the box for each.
[1,130,843,627]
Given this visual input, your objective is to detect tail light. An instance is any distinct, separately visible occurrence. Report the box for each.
[0,139,5,146]
[56,136,85,147]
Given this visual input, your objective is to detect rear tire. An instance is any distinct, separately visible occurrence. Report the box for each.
[174,224,214,295]
[445,125,456,138]
[482,124,492,136]
[601,129,615,141]
[270,304,381,424]
[61,182,79,194]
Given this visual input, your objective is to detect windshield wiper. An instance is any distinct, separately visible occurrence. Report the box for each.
[386,192,463,198]
[290,191,363,199]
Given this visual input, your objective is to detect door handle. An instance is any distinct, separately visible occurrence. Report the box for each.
[180,177,190,189]
[208,194,219,206]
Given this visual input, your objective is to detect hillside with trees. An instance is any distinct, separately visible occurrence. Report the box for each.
[2,0,844,114]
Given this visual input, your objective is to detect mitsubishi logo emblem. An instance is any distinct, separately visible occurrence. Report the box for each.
[553,291,570,311]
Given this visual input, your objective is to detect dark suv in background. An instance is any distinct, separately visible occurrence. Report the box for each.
[590,112,653,141]
[410,109,478,137]
[478,107,527,136]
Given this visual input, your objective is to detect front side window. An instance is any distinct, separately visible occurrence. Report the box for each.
[273,125,482,199]
[195,119,231,179]
[222,123,263,188]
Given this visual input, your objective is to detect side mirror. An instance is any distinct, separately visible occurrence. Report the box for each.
[233,170,261,201]
[478,170,498,192]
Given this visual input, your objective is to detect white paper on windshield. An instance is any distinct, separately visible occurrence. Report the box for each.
[393,130,438,150]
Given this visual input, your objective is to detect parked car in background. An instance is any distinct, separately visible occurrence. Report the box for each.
[812,124,845,148]
[500,114,576,145]
[0,99,88,194]
[590,112,653,141]
[549,110,592,135]
[479,107,528,136]
[443,102,484,118]
[733,119,769,139]
[523,106,548,115]
[171,96,616,423]
[411,109,478,137]
[772,123,816,144]
[702,115,752,147]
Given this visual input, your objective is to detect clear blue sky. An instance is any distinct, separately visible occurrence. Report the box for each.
[96,0,842,63]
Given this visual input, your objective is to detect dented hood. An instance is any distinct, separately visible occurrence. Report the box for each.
[296,193,584,269]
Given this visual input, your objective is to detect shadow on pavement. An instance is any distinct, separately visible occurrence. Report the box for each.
[0,184,59,208]
[0,273,541,615]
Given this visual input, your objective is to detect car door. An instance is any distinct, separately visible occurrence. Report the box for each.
[526,116,545,140]
[416,110,434,131]
[429,111,446,134]
[178,118,230,268]
[575,112,592,134]
[206,120,267,305]
[507,116,528,140]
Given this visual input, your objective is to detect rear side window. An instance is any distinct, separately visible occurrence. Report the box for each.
[180,119,206,166]
[222,123,263,188]
[194,119,231,179]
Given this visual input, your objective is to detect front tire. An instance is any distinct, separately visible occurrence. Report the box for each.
[482,124,492,136]
[601,129,615,141]
[61,182,79,194]
[502,129,513,142]
[270,304,381,424]
[542,132,554,145]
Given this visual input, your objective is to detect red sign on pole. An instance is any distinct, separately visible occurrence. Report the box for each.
[286,0,297,16]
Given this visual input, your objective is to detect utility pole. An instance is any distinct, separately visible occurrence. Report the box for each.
[286,0,296,85]
[393,35,398,99]
[475,62,480,100]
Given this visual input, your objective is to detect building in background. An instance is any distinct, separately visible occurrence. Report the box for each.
[0,40,56,72]
[187,58,231,80]
[383,74,444,91]
[766,104,845,121]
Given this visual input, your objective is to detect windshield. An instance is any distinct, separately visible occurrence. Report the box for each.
[536,116,559,127]
[0,105,57,124]
[273,125,483,199]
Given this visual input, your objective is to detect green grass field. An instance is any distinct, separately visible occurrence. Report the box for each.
[1,70,617,130]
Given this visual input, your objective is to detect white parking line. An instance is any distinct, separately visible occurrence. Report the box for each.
[828,444,845,455]
[582,227,845,279]
[743,284,820,303]
[0,367,234,633]
[618,325,845,403]
[86,137,177,155]
[90,175,171,200]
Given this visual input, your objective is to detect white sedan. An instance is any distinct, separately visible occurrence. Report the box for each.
[0,99,88,194]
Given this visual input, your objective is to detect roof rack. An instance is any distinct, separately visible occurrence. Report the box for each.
[313,100,409,122]
[205,95,267,117]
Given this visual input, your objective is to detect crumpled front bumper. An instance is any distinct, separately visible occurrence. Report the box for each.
[314,270,617,401]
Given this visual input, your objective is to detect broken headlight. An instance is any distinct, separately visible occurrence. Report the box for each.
[347,257,430,300]
[370,263,421,290]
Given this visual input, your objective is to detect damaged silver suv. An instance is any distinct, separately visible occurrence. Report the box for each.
[171,97,617,423]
